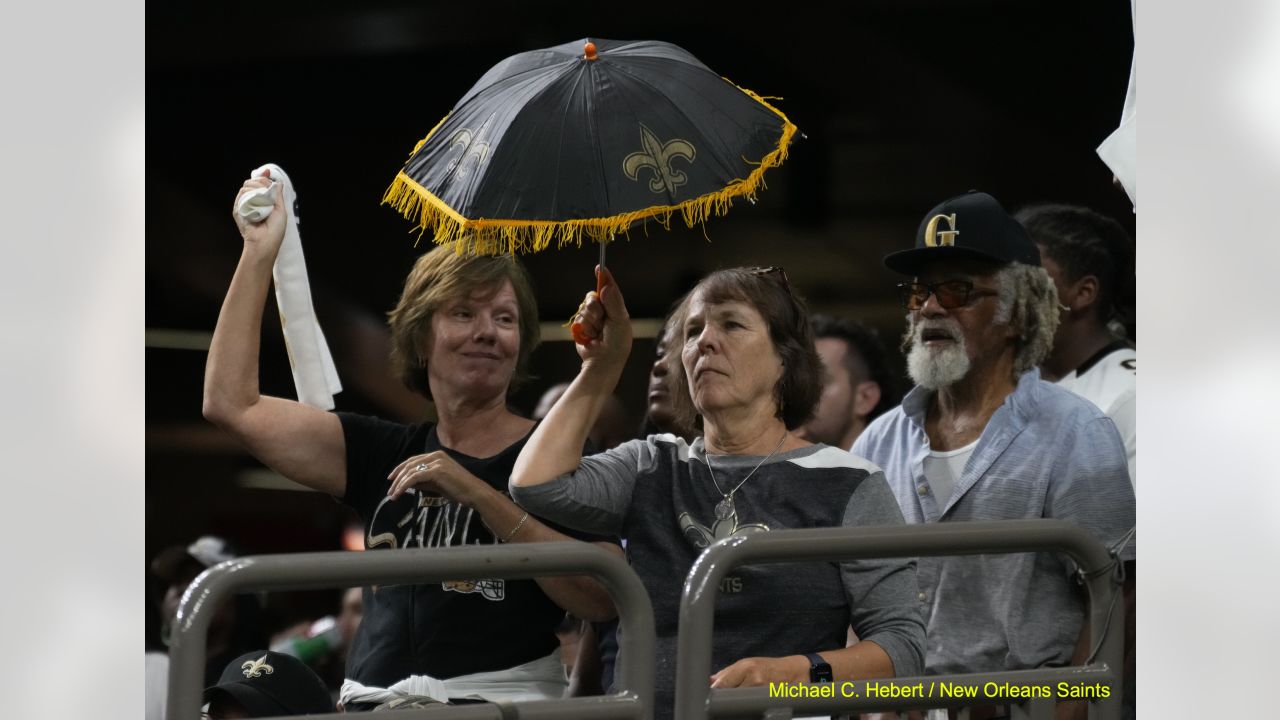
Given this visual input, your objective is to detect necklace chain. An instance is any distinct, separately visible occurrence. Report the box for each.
[705,431,788,501]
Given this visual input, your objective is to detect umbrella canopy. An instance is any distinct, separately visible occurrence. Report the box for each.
[383,38,798,256]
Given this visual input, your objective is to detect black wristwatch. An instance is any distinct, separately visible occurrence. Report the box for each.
[805,652,833,683]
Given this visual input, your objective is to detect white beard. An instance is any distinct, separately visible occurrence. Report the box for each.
[906,318,971,390]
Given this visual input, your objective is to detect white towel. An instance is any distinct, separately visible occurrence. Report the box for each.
[1097,0,1136,210]
[235,164,342,409]
[338,650,568,708]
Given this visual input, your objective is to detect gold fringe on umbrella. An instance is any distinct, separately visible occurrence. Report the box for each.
[382,89,798,256]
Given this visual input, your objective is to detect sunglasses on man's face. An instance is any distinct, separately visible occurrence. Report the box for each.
[896,280,998,311]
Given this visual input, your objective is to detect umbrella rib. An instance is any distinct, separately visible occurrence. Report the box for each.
[584,63,613,240]
[546,67,588,228]
[466,61,572,106]
[604,39,713,73]
[464,67,574,222]
[454,49,577,108]
[475,63,587,219]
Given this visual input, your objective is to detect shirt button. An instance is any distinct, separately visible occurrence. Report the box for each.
[918,592,927,602]
[917,485,929,496]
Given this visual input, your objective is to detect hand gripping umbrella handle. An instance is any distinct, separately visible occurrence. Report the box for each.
[570,266,607,345]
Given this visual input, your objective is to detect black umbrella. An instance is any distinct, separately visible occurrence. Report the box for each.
[383,38,798,258]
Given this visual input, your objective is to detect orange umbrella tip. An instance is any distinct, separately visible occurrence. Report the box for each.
[583,42,598,61]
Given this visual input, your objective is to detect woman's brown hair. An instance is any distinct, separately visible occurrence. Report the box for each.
[669,267,822,431]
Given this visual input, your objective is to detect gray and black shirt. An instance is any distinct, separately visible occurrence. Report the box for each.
[511,434,926,717]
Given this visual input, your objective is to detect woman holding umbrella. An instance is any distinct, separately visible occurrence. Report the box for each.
[203,175,619,711]
[511,267,926,717]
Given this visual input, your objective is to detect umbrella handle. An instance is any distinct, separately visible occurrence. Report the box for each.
[570,247,608,345]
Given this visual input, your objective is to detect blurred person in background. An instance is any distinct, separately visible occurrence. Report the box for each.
[798,314,899,450]
[203,174,619,711]
[1016,203,1136,486]
[533,382,631,452]
[637,308,699,443]
[335,587,363,660]
[1017,201,1137,718]
[512,266,925,719]
[266,586,366,698]
[151,535,269,688]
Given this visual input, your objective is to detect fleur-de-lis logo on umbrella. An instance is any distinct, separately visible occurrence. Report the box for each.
[623,124,696,196]
[241,655,274,679]
[445,129,491,181]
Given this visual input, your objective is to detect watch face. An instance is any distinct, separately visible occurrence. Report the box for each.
[807,654,833,683]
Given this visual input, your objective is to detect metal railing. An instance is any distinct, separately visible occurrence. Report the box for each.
[166,541,655,720]
[674,520,1125,720]
[167,520,1126,719]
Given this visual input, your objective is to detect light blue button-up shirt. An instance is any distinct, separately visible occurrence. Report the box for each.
[854,369,1135,675]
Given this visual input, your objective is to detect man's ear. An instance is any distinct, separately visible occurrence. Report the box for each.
[853,380,881,418]
[1065,274,1100,315]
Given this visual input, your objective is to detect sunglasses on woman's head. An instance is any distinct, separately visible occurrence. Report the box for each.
[750,266,793,294]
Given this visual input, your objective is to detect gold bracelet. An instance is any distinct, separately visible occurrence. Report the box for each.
[503,511,530,543]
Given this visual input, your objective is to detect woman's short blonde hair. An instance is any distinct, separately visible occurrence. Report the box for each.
[387,246,540,399]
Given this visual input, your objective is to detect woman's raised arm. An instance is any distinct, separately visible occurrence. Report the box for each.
[511,268,632,488]
[202,174,346,496]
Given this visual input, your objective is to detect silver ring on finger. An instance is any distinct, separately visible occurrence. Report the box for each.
[413,463,429,473]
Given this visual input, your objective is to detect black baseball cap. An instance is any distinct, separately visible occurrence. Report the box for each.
[203,650,333,717]
[883,191,1040,275]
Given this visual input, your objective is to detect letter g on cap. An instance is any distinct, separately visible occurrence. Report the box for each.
[924,213,959,247]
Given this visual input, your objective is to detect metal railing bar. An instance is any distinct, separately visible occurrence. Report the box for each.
[166,542,654,720]
[1018,696,1058,720]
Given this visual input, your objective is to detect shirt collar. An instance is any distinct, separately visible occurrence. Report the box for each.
[1074,339,1133,376]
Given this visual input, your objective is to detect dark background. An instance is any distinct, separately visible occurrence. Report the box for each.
[146,0,1134,623]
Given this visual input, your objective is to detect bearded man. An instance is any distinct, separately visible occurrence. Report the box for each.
[853,192,1135,714]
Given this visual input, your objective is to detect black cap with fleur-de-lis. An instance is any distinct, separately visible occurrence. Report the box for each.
[203,650,332,716]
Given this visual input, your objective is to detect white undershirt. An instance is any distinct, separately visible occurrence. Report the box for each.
[923,439,979,508]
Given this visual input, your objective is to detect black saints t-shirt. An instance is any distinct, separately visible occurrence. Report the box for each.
[337,412,607,687]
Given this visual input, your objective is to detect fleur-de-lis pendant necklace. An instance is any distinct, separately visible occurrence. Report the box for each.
[706,432,788,520]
